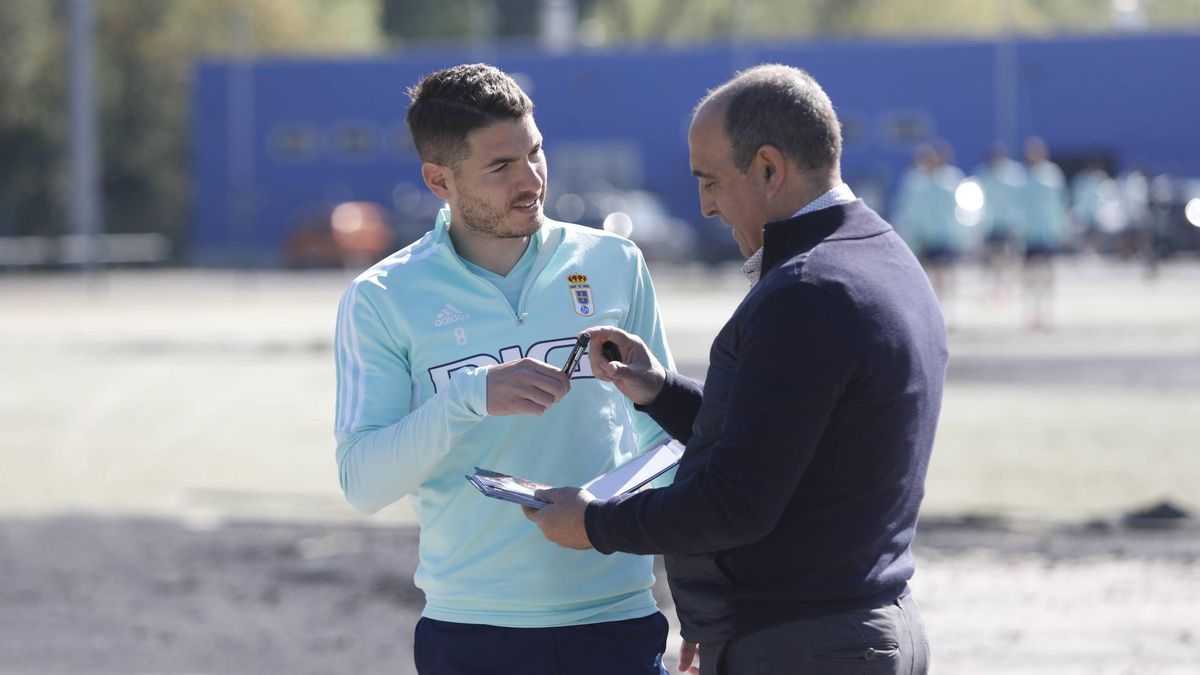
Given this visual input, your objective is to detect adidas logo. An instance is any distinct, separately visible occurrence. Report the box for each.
[434,303,470,327]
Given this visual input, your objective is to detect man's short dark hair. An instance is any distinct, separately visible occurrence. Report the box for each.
[406,63,533,167]
[699,64,842,174]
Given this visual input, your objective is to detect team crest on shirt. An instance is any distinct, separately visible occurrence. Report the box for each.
[567,274,593,316]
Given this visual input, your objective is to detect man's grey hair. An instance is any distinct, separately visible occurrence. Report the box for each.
[697,64,842,174]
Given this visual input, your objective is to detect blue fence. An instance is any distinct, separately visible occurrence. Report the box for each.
[190,32,1200,265]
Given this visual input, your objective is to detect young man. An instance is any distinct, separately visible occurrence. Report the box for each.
[528,64,945,675]
[334,64,674,675]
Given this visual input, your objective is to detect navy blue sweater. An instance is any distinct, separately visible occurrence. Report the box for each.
[585,201,948,643]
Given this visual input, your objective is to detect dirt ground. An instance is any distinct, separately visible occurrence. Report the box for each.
[2,260,1199,673]
[1,515,1197,675]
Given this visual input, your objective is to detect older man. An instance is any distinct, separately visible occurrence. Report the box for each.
[527,64,946,675]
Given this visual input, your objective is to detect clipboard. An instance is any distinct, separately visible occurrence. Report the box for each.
[466,438,685,509]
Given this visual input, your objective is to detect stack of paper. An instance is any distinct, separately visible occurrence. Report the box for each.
[466,468,553,509]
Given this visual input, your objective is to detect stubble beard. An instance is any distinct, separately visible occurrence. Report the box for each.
[456,187,544,240]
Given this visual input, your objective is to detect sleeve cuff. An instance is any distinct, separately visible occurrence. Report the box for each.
[585,498,619,555]
[634,369,700,415]
[449,365,490,419]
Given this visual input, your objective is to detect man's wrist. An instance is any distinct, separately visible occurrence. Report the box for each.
[633,368,676,412]
[635,367,667,407]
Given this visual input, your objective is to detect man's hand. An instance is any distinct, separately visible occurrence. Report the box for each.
[581,327,666,407]
[677,642,702,674]
[486,358,571,416]
[522,487,595,550]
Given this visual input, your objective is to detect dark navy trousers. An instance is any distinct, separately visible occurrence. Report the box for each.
[414,612,669,675]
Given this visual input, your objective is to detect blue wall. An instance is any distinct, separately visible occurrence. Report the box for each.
[190,32,1200,265]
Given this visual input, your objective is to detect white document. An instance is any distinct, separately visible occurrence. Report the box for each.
[582,438,686,499]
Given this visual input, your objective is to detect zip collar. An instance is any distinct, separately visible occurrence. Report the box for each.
[431,207,566,325]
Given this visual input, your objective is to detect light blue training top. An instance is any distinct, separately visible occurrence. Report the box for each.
[335,208,673,627]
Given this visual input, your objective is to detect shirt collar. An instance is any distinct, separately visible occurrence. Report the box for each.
[742,183,856,286]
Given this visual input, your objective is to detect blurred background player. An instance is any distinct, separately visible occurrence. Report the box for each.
[1070,157,1124,257]
[893,141,966,324]
[973,141,1027,301]
[1018,136,1069,331]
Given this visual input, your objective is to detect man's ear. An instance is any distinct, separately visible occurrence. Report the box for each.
[421,162,453,202]
[754,145,787,198]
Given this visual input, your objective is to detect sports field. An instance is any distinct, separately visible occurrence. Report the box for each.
[2,258,1198,673]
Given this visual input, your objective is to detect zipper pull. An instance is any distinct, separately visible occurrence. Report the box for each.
[517,312,527,325]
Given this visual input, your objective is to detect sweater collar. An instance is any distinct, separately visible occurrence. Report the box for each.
[759,199,892,275]
[743,183,855,286]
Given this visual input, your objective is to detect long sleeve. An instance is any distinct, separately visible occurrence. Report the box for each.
[334,282,488,515]
[586,283,863,555]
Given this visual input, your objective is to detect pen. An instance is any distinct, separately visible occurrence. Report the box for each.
[561,334,589,375]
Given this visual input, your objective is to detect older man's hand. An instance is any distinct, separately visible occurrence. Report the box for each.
[523,487,596,550]
[580,327,666,407]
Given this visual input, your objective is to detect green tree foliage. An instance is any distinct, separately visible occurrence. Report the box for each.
[381,0,477,44]
[379,0,540,46]
[0,1,66,238]
[0,0,382,256]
